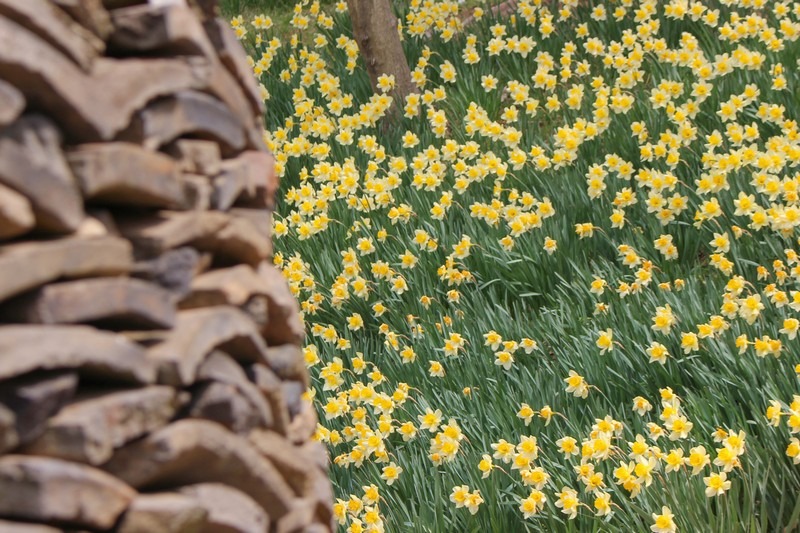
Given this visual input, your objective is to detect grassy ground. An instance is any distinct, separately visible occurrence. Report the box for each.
[221,1,800,531]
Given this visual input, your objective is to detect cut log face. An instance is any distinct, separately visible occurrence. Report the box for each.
[179,483,269,533]
[109,3,216,58]
[23,386,179,465]
[117,493,209,533]
[67,142,186,208]
[147,306,270,386]
[0,182,35,240]
[0,115,84,233]
[134,91,246,155]
[0,325,155,384]
[0,236,132,303]
[0,371,78,448]
[0,79,24,128]
[102,419,294,519]
[0,455,135,529]
[167,139,221,176]
[0,277,177,329]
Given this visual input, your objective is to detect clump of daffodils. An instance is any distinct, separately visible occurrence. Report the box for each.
[234,0,800,528]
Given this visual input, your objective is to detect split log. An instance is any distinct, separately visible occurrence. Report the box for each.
[0,372,78,449]
[51,0,112,40]
[0,277,176,329]
[194,352,273,431]
[0,325,155,384]
[0,404,16,453]
[109,3,216,57]
[257,263,305,345]
[0,115,84,233]
[304,465,336,529]
[130,91,247,155]
[206,60,267,152]
[224,151,276,209]
[67,142,186,208]
[132,246,205,296]
[287,400,318,445]
[0,236,132,303]
[181,174,213,211]
[118,493,209,533]
[265,344,308,387]
[0,455,135,529]
[0,0,101,71]
[147,306,270,386]
[119,210,270,266]
[182,264,265,307]
[0,79,24,128]
[166,139,221,176]
[0,183,35,240]
[210,166,246,211]
[179,483,269,533]
[0,16,210,142]
[197,212,271,266]
[23,386,180,465]
[274,498,315,533]
[203,18,264,116]
[0,520,61,533]
[246,363,291,436]
[117,210,229,257]
[249,430,313,495]
[102,419,295,519]
[186,381,262,435]
[282,380,305,419]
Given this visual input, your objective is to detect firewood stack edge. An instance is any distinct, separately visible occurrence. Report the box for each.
[0,1,334,531]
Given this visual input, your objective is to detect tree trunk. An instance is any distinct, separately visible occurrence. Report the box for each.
[346,0,417,116]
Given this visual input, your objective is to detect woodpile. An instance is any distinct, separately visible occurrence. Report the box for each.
[0,1,333,532]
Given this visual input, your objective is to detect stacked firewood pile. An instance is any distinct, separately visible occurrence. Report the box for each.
[0,1,333,532]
